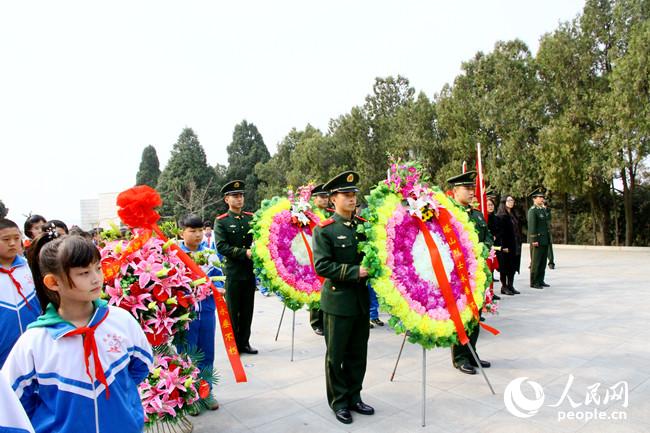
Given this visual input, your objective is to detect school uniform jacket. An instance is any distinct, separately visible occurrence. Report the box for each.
[0,373,34,433]
[1,300,153,433]
[0,256,41,367]
[179,241,224,313]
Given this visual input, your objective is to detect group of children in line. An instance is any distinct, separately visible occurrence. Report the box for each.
[0,214,223,433]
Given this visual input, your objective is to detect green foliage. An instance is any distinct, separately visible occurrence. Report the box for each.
[150,1,649,245]
[135,145,161,188]
[99,222,129,242]
[0,200,7,219]
[436,39,541,196]
[226,120,271,210]
[157,128,221,220]
[159,220,181,240]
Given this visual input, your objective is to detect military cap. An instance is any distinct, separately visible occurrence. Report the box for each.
[323,171,360,193]
[447,171,477,186]
[529,186,546,198]
[311,183,329,197]
[221,180,245,196]
[486,187,497,201]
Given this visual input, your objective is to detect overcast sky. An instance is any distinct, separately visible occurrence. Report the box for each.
[0,0,585,228]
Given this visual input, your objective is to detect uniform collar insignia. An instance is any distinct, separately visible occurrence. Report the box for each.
[337,235,347,239]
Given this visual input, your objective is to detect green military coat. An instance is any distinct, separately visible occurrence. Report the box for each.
[527,206,550,246]
[312,213,368,317]
[467,206,494,249]
[214,210,254,280]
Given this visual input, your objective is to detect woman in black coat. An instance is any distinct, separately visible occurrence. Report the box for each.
[494,195,522,295]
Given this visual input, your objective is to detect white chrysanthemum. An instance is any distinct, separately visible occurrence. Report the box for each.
[290,232,312,266]
[412,229,454,284]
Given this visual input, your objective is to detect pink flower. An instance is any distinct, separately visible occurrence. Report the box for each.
[133,253,164,288]
[145,303,177,336]
[124,293,151,316]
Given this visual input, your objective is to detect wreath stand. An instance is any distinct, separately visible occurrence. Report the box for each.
[390,332,495,427]
[274,304,297,362]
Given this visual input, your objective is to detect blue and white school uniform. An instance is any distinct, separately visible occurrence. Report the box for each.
[201,233,216,251]
[0,373,34,433]
[0,256,41,368]
[178,242,223,374]
[1,300,153,433]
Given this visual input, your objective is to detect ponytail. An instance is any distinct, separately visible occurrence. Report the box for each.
[27,228,63,311]
[27,224,101,311]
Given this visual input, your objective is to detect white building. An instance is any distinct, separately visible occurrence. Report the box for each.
[80,199,99,230]
[80,192,120,230]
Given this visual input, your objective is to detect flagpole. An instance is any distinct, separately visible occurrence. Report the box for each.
[476,142,487,220]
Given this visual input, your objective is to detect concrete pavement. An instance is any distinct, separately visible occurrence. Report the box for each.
[190,246,650,433]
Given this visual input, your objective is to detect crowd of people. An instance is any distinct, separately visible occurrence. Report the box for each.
[0,169,555,431]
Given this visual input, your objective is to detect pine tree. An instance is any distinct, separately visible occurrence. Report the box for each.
[226,120,270,209]
[136,145,161,188]
[157,128,220,220]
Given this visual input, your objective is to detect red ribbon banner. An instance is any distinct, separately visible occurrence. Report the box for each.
[433,210,500,336]
[415,216,470,345]
[151,225,247,383]
[300,226,324,284]
[101,229,153,283]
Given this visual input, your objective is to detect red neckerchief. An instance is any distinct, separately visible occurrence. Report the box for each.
[0,267,34,311]
[65,309,111,399]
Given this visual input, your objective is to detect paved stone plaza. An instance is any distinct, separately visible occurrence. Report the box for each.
[192,246,650,433]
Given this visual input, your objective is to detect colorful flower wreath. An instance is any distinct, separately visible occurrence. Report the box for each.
[140,347,217,426]
[360,161,492,348]
[101,234,212,346]
[251,186,325,311]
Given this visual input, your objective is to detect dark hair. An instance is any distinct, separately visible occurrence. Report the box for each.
[27,234,101,310]
[23,215,47,239]
[69,226,93,240]
[0,218,19,231]
[203,221,213,229]
[46,220,69,234]
[181,214,203,229]
[496,195,513,216]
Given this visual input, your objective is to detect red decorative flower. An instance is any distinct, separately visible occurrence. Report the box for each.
[147,331,167,346]
[153,286,169,302]
[116,185,162,229]
[199,380,210,399]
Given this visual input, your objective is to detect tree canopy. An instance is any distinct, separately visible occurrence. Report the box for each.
[136,145,161,188]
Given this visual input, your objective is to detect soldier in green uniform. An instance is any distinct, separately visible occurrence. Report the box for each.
[312,171,374,425]
[528,187,550,289]
[309,183,331,336]
[214,180,258,355]
[447,171,492,375]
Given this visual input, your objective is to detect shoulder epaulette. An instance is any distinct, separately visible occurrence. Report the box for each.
[319,218,335,228]
[243,211,254,216]
[355,215,367,223]
[217,213,228,220]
